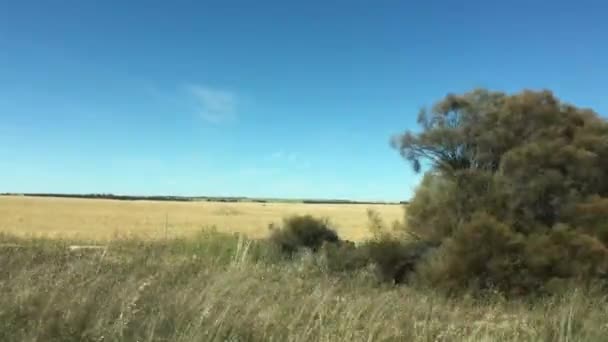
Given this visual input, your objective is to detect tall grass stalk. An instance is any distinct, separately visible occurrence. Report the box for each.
[1,232,608,341]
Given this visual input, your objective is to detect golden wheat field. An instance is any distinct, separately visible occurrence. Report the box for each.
[0,196,404,242]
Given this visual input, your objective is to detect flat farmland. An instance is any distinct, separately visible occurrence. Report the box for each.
[0,196,404,242]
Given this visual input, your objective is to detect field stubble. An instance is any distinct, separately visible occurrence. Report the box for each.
[0,196,403,242]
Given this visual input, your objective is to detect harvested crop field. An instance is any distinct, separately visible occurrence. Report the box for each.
[0,196,404,242]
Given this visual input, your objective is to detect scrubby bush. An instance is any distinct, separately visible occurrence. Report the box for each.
[267,213,437,285]
[268,215,340,256]
[366,208,408,240]
[523,226,608,284]
[318,240,370,273]
[569,196,608,245]
[392,88,608,294]
[361,238,436,284]
[362,209,437,283]
[414,212,528,293]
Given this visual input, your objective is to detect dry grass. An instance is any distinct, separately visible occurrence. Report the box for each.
[0,196,404,242]
[1,233,607,342]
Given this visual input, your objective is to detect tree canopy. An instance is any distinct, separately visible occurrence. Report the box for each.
[393,89,608,294]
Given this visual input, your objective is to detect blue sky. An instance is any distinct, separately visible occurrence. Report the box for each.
[1,0,607,201]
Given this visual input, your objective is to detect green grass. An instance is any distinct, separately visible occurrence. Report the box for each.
[1,231,608,341]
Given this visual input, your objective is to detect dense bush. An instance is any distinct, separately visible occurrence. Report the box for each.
[414,213,528,294]
[393,89,608,294]
[413,214,608,296]
[360,209,437,284]
[268,215,340,256]
[361,238,435,284]
[268,213,437,285]
[318,240,370,273]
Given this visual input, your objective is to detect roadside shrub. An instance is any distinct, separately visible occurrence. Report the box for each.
[415,212,527,294]
[359,209,432,284]
[319,240,370,273]
[268,215,340,256]
[361,237,436,284]
[266,213,438,285]
[415,213,608,295]
[366,208,407,240]
[569,196,608,245]
[404,173,461,243]
[392,89,608,294]
[523,226,608,285]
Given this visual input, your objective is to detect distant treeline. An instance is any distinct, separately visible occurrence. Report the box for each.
[0,193,407,205]
[2,193,198,202]
[0,193,251,203]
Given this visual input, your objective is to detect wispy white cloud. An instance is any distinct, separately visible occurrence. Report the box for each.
[186,84,238,123]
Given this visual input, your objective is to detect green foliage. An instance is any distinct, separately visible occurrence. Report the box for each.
[268,215,340,256]
[393,89,608,294]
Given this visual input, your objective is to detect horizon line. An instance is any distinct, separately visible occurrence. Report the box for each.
[1,192,410,204]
